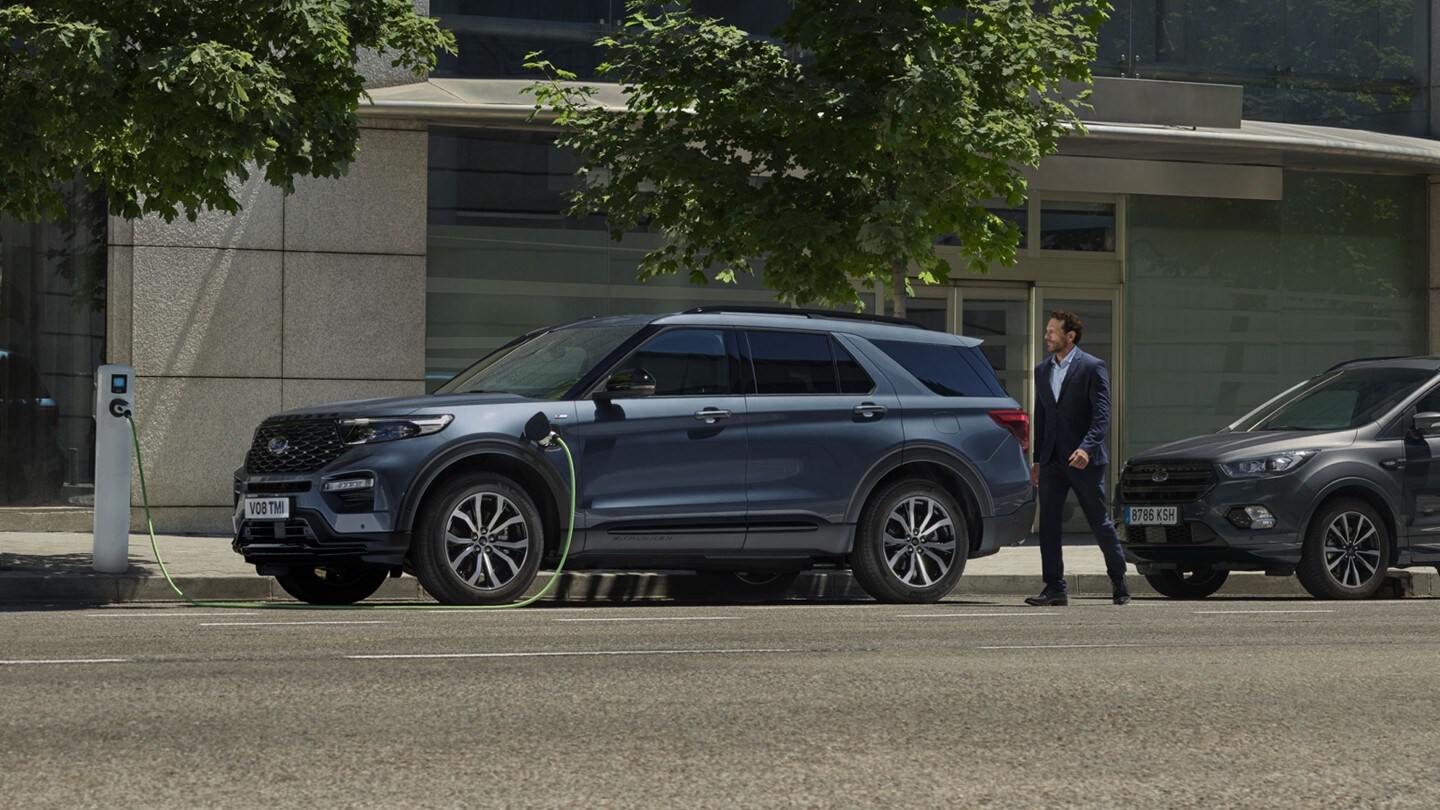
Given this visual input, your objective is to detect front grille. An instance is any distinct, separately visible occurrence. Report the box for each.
[1118,461,1216,504]
[244,481,313,494]
[245,418,346,474]
[1125,522,1218,545]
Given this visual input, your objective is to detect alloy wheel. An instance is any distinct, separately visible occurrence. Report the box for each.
[444,491,531,590]
[882,495,958,587]
[1322,511,1382,588]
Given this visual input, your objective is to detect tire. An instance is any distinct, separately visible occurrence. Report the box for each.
[1143,568,1229,599]
[1297,497,1392,600]
[694,571,800,603]
[850,479,967,604]
[276,567,388,605]
[411,473,545,605]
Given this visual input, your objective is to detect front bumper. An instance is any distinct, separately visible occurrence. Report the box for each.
[1115,476,1311,573]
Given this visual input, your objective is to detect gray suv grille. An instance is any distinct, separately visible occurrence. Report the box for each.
[245,419,345,474]
[1118,461,1216,503]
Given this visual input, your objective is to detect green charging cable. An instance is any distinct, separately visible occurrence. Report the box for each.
[128,415,576,610]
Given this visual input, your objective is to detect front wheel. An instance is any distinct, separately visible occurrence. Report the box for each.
[1297,498,1391,599]
[1143,568,1229,599]
[850,479,966,604]
[276,567,388,605]
[411,473,545,605]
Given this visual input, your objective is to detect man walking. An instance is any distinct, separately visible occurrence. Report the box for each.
[1025,310,1130,606]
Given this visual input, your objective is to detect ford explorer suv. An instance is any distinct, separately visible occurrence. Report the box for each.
[1117,356,1440,600]
[232,307,1034,605]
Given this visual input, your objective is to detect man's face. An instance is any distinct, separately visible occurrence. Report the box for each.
[1043,318,1074,355]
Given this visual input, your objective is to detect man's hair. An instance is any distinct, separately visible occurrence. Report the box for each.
[1049,309,1084,344]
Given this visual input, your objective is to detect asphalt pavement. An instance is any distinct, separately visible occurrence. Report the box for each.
[3,529,1435,604]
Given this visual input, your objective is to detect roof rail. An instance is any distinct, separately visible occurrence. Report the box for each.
[681,305,926,329]
[1324,355,1409,372]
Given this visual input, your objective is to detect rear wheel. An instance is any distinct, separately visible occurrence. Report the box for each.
[1297,498,1391,599]
[411,473,545,605]
[850,479,966,604]
[275,567,388,605]
[1143,568,1229,599]
[694,571,800,603]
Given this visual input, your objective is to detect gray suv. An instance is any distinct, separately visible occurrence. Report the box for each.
[233,308,1034,605]
[1118,357,1440,600]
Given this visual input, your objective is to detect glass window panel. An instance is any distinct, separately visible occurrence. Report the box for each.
[962,298,1028,398]
[746,330,839,394]
[833,340,875,394]
[628,328,732,396]
[1040,202,1115,252]
[1125,172,1426,457]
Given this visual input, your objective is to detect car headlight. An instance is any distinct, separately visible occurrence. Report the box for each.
[1220,449,1319,478]
[340,415,453,445]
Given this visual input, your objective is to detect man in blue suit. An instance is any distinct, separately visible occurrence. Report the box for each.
[1025,310,1131,606]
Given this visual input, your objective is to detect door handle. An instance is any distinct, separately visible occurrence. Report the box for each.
[1381,459,1407,470]
[694,408,732,423]
[853,403,888,418]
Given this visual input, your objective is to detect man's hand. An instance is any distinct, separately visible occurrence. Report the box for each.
[1068,448,1090,469]
[1030,464,1039,486]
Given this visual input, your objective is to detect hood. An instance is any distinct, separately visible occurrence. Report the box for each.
[275,392,532,419]
[1128,428,1357,464]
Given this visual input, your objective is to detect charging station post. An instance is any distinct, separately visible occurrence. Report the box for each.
[93,364,135,574]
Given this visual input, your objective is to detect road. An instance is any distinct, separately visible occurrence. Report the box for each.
[2,595,1437,808]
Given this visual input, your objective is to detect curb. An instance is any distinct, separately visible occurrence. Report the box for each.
[0,568,1433,605]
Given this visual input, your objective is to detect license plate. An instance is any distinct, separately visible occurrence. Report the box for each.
[1125,506,1178,526]
[243,497,290,520]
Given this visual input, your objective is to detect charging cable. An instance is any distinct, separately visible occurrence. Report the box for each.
[127,415,575,611]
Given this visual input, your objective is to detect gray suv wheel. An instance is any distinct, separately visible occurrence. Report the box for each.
[850,479,966,603]
[1296,498,1392,600]
[411,473,544,605]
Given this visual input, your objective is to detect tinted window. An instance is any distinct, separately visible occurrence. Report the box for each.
[437,324,641,399]
[628,328,733,396]
[746,330,859,395]
[834,341,874,394]
[872,340,1005,397]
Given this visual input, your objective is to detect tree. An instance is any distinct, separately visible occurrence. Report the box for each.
[526,0,1107,316]
[0,2,454,223]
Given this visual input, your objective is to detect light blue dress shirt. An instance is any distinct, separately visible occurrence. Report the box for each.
[1050,348,1077,401]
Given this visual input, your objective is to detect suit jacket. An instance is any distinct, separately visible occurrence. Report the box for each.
[1033,346,1111,466]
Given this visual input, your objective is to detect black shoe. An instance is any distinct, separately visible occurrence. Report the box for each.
[1112,575,1131,606]
[1025,588,1068,607]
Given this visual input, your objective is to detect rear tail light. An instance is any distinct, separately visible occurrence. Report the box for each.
[988,409,1030,452]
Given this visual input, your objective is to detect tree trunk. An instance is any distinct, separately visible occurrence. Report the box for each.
[890,258,907,319]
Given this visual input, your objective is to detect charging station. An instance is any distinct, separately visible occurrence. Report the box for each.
[93,364,135,574]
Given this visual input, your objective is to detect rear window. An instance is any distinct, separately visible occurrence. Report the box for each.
[871,340,1005,397]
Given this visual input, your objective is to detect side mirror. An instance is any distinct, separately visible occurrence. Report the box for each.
[1410,411,1440,440]
[595,367,656,400]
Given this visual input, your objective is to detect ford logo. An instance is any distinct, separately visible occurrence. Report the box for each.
[267,437,290,455]
[1151,470,1169,483]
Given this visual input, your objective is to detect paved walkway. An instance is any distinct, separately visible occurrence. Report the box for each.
[0,531,1430,604]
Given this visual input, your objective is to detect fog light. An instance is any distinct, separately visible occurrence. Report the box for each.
[323,477,374,493]
[1227,505,1276,530]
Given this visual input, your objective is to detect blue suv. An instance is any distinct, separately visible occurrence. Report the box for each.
[232,308,1034,604]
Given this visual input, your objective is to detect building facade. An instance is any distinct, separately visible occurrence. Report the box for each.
[3,1,1438,533]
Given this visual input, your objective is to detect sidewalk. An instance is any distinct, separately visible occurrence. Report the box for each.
[0,531,1433,604]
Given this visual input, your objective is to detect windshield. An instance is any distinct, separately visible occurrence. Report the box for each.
[434,324,643,400]
[1232,367,1432,431]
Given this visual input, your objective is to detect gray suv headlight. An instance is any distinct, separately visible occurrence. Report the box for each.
[340,414,453,445]
[1220,449,1318,478]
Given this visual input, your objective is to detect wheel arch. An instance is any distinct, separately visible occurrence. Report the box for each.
[398,440,569,557]
[846,448,988,553]
[1302,479,1400,560]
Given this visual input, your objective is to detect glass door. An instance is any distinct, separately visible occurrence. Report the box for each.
[1035,288,1123,532]
[956,287,1031,405]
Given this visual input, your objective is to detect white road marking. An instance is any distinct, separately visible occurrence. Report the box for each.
[1192,610,1335,615]
[200,620,392,627]
[1,658,133,666]
[87,612,261,618]
[348,648,805,660]
[979,643,1155,650]
[555,617,742,623]
[899,612,1062,618]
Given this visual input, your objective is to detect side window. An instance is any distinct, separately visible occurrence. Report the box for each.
[1415,386,1440,415]
[627,328,731,396]
[871,340,1005,397]
[746,330,868,395]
